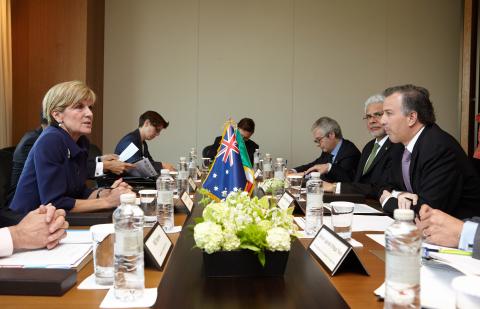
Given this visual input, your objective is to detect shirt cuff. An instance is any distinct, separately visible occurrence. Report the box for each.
[95,162,104,177]
[335,182,341,194]
[327,163,332,172]
[391,190,401,198]
[0,227,14,257]
[381,196,392,208]
[459,221,478,251]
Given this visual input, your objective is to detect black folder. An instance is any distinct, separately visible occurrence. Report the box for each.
[0,268,77,296]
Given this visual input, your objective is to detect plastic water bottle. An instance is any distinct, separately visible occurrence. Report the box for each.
[253,149,261,172]
[156,169,174,231]
[274,157,286,180]
[305,172,323,236]
[177,156,189,194]
[385,209,421,309]
[113,193,145,301]
[262,153,273,180]
[188,148,198,180]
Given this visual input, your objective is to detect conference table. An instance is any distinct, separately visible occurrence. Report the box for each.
[0,195,388,309]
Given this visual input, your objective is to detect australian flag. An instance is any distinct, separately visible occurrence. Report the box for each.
[203,124,247,201]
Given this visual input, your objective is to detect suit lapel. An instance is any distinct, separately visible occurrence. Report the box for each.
[409,127,428,190]
[365,139,391,174]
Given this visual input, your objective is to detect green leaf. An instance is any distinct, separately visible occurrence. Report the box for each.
[193,217,204,224]
[287,206,294,215]
[239,244,260,252]
[257,251,266,267]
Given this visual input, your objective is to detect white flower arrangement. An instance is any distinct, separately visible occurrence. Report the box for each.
[193,191,298,266]
[259,178,286,194]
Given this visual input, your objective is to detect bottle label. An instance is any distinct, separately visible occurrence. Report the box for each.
[157,191,173,204]
[307,193,323,207]
[274,171,285,180]
[386,252,420,285]
[179,171,189,179]
[263,163,272,171]
[115,230,143,256]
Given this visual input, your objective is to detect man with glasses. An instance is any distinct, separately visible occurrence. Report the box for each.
[115,111,175,172]
[379,84,480,219]
[322,94,402,198]
[292,117,360,183]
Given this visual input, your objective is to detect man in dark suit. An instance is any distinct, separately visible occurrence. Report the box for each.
[416,204,479,260]
[115,111,175,172]
[379,84,480,219]
[203,118,259,164]
[323,94,403,198]
[293,117,360,183]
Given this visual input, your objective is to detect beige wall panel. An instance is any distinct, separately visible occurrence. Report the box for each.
[104,0,198,163]
[104,0,462,168]
[292,0,388,167]
[197,0,293,161]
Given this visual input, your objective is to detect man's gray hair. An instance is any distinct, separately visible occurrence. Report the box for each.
[311,117,343,139]
[363,94,385,113]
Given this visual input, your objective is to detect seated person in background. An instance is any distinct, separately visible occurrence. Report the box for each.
[203,118,259,164]
[416,204,480,260]
[379,84,480,219]
[115,111,175,171]
[0,204,68,257]
[292,117,360,183]
[9,81,131,216]
[323,94,402,198]
[11,114,133,189]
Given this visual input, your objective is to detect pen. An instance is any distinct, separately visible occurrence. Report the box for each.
[424,247,472,256]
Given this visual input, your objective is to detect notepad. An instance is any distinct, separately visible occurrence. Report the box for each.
[0,243,92,270]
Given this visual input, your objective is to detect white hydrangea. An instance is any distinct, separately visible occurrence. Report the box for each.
[222,229,241,251]
[266,227,291,251]
[194,221,223,253]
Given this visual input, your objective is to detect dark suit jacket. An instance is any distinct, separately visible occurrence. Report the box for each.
[294,139,361,183]
[10,127,43,189]
[115,129,162,172]
[202,136,259,164]
[341,138,403,198]
[383,124,480,219]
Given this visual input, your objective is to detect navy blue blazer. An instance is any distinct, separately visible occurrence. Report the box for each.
[9,125,93,214]
[114,129,162,171]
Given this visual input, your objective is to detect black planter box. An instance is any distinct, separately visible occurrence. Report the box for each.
[203,249,289,277]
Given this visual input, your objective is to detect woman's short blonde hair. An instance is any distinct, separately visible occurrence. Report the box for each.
[42,81,96,124]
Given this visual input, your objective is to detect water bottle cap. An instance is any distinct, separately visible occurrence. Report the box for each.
[161,169,170,175]
[310,172,321,178]
[265,153,271,158]
[179,156,186,162]
[276,158,283,162]
[120,193,137,204]
[393,209,414,220]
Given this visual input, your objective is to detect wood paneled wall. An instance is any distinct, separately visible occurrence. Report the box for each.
[11,0,104,148]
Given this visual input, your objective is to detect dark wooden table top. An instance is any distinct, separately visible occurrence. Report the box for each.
[0,198,387,309]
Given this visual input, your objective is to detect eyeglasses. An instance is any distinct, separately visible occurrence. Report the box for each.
[363,111,384,120]
[313,135,328,144]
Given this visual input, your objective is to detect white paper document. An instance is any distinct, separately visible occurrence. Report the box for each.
[118,142,139,162]
[428,252,480,276]
[367,233,386,247]
[375,262,463,309]
[78,273,112,290]
[294,215,393,233]
[100,287,158,308]
[324,203,381,214]
[128,157,158,177]
[0,243,92,268]
[61,230,92,244]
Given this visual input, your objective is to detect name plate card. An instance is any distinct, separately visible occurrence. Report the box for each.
[196,168,202,179]
[254,169,262,179]
[277,192,295,210]
[188,177,197,192]
[180,191,194,214]
[309,225,369,276]
[144,223,173,270]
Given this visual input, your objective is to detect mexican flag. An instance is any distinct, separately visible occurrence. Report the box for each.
[235,129,255,195]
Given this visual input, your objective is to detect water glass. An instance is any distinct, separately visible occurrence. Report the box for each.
[330,201,354,240]
[90,224,115,285]
[287,175,303,199]
[139,189,157,227]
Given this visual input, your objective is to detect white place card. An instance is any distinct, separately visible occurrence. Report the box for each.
[309,225,368,276]
[144,223,173,270]
[254,169,261,179]
[277,192,294,210]
[180,191,194,213]
[188,177,197,192]
[196,168,202,178]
